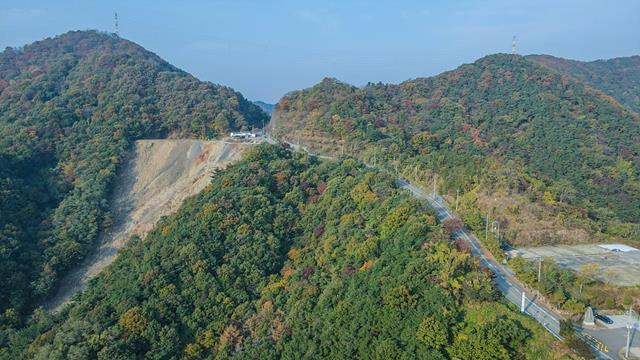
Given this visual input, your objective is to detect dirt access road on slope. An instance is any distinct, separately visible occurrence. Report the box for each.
[45,139,252,313]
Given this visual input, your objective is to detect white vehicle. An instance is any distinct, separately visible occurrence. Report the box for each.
[229,132,256,139]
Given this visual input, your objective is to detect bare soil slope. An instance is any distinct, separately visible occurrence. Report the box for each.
[45,139,251,312]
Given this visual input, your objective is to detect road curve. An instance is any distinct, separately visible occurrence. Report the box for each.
[264,135,616,359]
[395,179,616,360]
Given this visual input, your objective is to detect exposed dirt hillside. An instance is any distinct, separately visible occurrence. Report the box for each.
[45,139,252,312]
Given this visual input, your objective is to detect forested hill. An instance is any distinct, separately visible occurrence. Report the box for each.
[0,30,268,321]
[273,54,640,246]
[2,144,561,359]
[528,54,640,113]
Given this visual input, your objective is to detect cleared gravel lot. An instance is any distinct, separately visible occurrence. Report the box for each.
[509,244,640,286]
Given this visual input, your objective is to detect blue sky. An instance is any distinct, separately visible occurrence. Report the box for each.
[1,0,638,103]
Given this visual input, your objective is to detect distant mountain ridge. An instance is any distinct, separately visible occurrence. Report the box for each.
[527,54,640,113]
[253,100,275,115]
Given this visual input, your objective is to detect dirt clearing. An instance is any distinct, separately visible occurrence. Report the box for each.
[509,244,640,286]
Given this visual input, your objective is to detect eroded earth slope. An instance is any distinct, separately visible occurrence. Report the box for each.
[45,139,251,312]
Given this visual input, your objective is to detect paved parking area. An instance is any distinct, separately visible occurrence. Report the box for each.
[596,315,634,330]
[509,244,640,286]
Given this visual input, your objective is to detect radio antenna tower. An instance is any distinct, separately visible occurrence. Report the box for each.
[114,12,119,36]
[512,35,517,54]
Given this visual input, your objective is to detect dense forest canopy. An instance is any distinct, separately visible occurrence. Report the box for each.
[273,54,640,246]
[0,145,561,359]
[0,30,268,320]
[528,54,640,114]
[2,27,633,358]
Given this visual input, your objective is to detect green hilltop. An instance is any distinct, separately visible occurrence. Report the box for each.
[0,30,268,320]
[273,54,640,249]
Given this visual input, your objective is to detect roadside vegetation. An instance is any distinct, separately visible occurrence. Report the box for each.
[509,257,640,315]
[559,320,595,359]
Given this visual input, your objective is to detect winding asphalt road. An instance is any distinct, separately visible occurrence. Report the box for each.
[265,135,622,359]
[395,179,620,360]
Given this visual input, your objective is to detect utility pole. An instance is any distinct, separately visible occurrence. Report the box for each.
[455,188,460,211]
[537,257,543,283]
[512,35,516,54]
[626,305,634,358]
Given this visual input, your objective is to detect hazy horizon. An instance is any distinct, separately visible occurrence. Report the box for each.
[2,0,638,103]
